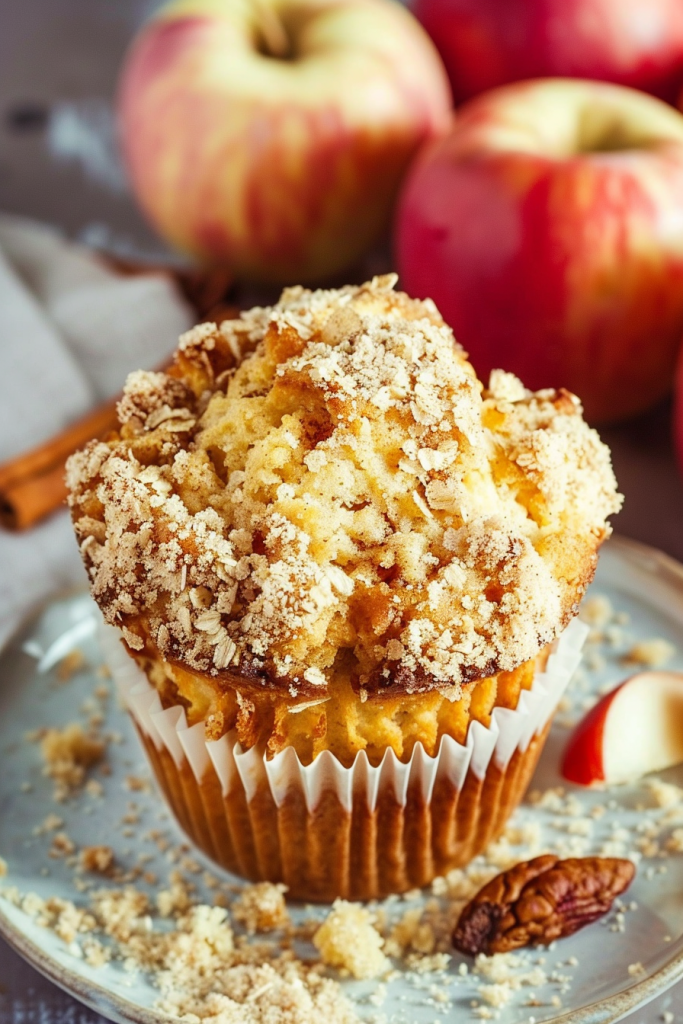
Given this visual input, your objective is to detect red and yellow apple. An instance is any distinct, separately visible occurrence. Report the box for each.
[414,0,683,105]
[118,0,451,284]
[562,671,683,785]
[395,79,683,423]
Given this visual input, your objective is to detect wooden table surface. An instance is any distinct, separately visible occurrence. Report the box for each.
[1,1,683,1020]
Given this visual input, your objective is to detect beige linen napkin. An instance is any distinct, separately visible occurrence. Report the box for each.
[0,214,194,648]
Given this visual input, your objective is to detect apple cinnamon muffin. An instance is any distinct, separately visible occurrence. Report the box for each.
[68,275,621,897]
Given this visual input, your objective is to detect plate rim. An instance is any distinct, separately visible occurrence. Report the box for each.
[1,532,683,1024]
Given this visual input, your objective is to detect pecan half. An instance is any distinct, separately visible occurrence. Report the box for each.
[453,854,635,956]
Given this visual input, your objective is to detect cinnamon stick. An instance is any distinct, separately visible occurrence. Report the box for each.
[0,462,69,531]
[0,260,239,533]
[0,398,119,495]
[0,397,120,532]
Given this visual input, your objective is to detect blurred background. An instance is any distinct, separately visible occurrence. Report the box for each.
[2,2,163,258]
[3,0,683,567]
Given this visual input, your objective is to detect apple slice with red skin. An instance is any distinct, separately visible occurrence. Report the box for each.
[562,672,683,786]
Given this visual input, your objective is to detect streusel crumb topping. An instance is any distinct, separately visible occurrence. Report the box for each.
[67,275,620,698]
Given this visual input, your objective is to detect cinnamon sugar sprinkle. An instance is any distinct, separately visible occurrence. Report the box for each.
[67,276,621,697]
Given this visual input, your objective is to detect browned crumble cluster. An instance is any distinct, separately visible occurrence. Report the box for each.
[80,845,116,875]
[232,881,289,934]
[38,723,106,802]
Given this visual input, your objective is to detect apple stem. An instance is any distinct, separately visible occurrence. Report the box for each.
[253,0,291,59]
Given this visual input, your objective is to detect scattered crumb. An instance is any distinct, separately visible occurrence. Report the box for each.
[604,625,624,649]
[624,639,676,668]
[232,882,289,935]
[49,832,76,859]
[124,775,150,793]
[579,595,613,627]
[478,982,513,1008]
[405,951,450,973]
[474,953,547,991]
[179,855,201,874]
[584,651,605,673]
[33,813,64,836]
[80,846,115,875]
[56,649,86,682]
[367,982,386,1007]
[666,829,683,853]
[646,779,683,809]
[39,723,105,801]
[82,936,111,967]
[384,906,435,958]
[314,900,390,980]
[3,885,360,1023]
[156,870,193,917]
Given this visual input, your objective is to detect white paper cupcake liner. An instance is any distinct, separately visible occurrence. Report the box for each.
[100,617,586,815]
[99,618,586,899]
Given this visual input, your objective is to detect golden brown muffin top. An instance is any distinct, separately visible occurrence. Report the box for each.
[67,275,621,700]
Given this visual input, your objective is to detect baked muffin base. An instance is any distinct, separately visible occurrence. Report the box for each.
[102,618,586,901]
[102,614,589,897]
[134,717,550,901]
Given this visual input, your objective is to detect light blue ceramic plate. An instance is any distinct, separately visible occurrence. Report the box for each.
[2,536,683,1024]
